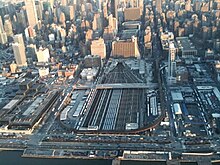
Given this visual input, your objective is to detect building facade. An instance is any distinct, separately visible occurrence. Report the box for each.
[25,0,38,28]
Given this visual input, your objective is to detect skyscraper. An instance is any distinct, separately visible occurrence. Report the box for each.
[156,0,162,13]
[12,34,27,67]
[14,34,25,46]
[49,0,54,9]
[4,19,13,37]
[92,13,102,31]
[59,12,66,26]
[91,38,106,59]
[10,62,17,73]
[36,47,50,63]
[61,0,67,6]
[36,1,43,20]
[124,0,143,8]
[108,14,118,33]
[12,43,27,67]
[112,36,140,58]
[103,2,108,18]
[67,5,75,21]
[185,0,191,11]
[16,10,27,28]
[0,16,7,44]
[0,15,4,33]
[85,29,93,42]
[25,0,38,28]
[168,42,176,78]
[111,0,118,20]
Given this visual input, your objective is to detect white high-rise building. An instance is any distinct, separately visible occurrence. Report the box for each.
[12,43,27,67]
[12,34,27,67]
[49,0,54,9]
[14,34,25,46]
[168,42,176,78]
[36,47,50,62]
[0,32,8,44]
[25,0,38,28]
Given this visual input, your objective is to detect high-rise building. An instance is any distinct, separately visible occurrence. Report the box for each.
[25,0,38,28]
[0,32,7,44]
[61,0,67,6]
[26,44,37,60]
[112,37,140,58]
[84,55,102,68]
[168,42,176,78]
[201,2,209,12]
[124,7,142,21]
[194,1,201,11]
[59,12,66,26]
[12,34,27,67]
[14,34,25,46]
[185,0,191,11]
[96,0,102,10]
[111,0,118,20]
[10,62,17,73]
[68,5,75,21]
[86,3,93,12]
[176,37,197,59]
[0,16,7,44]
[86,29,93,42]
[0,16,4,33]
[16,10,27,28]
[108,14,118,33]
[103,26,115,41]
[144,26,152,56]
[124,0,143,9]
[4,19,13,37]
[103,2,108,18]
[62,5,75,21]
[44,10,51,24]
[36,1,43,20]
[209,0,213,10]
[92,13,102,31]
[25,26,36,41]
[91,38,106,59]
[202,26,211,41]
[59,28,66,42]
[156,0,162,13]
[174,1,180,11]
[212,26,217,39]
[39,67,49,77]
[49,0,54,9]
[36,47,50,63]
[144,26,151,43]
[12,43,27,67]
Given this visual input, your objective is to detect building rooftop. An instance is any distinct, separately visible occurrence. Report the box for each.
[171,91,184,101]
[22,97,43,116]
[176,37,197,51]
[122,21,141,30]
[19,79,32,86]
[121,29,139,40]
[3,99,20,110]
[122,21,141,26]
